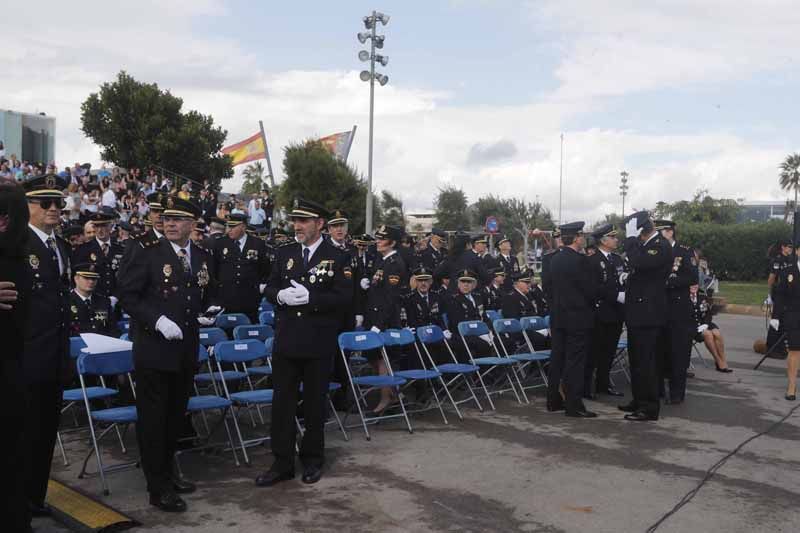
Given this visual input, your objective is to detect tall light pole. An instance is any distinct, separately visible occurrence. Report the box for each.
[620,170,629,218]
[358,11,390,234]
[558,133,564,224]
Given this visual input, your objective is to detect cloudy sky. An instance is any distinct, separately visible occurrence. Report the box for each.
[4,0,799,223]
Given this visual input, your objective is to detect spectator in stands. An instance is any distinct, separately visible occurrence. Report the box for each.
[178,183,191,200]
[82,185,100,214]
[0,140,4,158]
[690,284,731,372]
[249,199,266,228]
[101,180,117,209]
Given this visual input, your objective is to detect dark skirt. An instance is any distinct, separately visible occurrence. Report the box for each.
[783,312,800,350]
[693,322,718,343]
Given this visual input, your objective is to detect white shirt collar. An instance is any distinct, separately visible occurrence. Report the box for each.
[169,240,191,259]
[382,249,398,259]
[153,228,164,239]
[600,248,611,259]
[643,231,659,247]
[237,234,247,249]
[29,223,55,244]
[302,236,323,258]
[73,288,91,302]
[96,236,110,247]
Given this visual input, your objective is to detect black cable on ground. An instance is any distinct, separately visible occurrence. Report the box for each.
[646,401,800,532]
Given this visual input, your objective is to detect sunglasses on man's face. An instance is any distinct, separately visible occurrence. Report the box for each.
[30,199,66,210]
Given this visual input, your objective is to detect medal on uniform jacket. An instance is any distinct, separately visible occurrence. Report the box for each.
[790,274,794,283]
[29,254,40,269]
[388,274,400,286]
[94,310,108,322]
[287,258,294,270]
[198,262,210,287]
[247,249,258,260]
[70,305,78,314]
[672,256,682,272]
[163,264,173,277]
[90,252,97,262]
[647,249,658,255]
[343,266,352,279]
[223,247,228,256]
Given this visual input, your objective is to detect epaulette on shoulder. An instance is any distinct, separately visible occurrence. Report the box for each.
[278,240,297,249]
[194,243,210,254]
[138,235,159,249]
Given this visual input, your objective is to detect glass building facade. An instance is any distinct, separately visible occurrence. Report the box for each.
[0,109,56,163]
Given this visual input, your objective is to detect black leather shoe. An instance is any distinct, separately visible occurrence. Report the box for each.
[582,393,595,400]
[171,477,196,494]
[301,465,322,484]
[786,393,797,401]
[149,491,187,512]
[546,402,565,412]
[618,402,637,413]
[29,503,51,517]
[604,388,625,397]
[255,469,294,487]
[565,409,597,418]
[624,411,658,421]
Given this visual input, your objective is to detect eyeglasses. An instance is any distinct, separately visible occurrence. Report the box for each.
[30,198,66,210]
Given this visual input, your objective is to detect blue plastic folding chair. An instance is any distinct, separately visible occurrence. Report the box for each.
[195,327,247,395]
[76,349,138,495]
[457,320,523,408]
[213,339,275,463]
[233,324,274,342]
[338,331,411,440]
[381,329,451,423]
[216,313,251,334]
[259,310,275,326]
[485,309,503,323]
[258,299,274,314]
[416,325,482,413]
[497,317,551,391]
[117,321,130,335]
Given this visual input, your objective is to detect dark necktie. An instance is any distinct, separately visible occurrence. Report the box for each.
[101,242,109,256]
[303,247,310,269]
[45,237,61,274]
[178,248,191,274]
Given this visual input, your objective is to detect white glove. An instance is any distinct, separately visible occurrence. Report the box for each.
[370,326,381,334]
[259,283,267,293]
[618,272,629,285]
[406,327,416,334]
[443,330,453,340]
[277,287,299,305]
[765,295,773,306]
[616,292,625,304]
[625,218,638,237]
[197,316,216,326]
[770,319,780,330]
[205,305,222,315]
[355,315,364,328]
[696,324,709,333]
[479,333,493,344]
[289,280,309,305]
[360,278,370,290]
[109,296,118,309]
[155,315,183,340]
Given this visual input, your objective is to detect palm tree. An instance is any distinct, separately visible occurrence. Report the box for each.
[779,153,800,210]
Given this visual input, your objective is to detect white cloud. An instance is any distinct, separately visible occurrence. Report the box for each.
[3,1,797,227]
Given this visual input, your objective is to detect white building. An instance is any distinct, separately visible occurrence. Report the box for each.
[0,109,56,163]
[406,211,436,234]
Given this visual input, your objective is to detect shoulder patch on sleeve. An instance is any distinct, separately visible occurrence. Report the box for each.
[647,249,659,255]
[388,274,401,285]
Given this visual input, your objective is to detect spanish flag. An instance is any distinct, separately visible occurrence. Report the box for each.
[222,132,266,167]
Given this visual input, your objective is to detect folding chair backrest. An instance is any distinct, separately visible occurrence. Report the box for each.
[493,318,522,335]
[264,337,273,356]
[381,329,416,348]
[417,325,444,344]
[259,310,275,326]
[216,313,251,329]
[70,336,87,359]
[233,324,274,342]
[486,310,502,323]
[117,321,130,334]
[543,315,551,328]
[213,339,268,364]
[77,350,134,376]
[197,345,210,363]
[521,316,547,332]
[199,327,228,347]
[338,331,384,353]
[458,320,490,337]
[258,299,273,313]
[120,333,129,341]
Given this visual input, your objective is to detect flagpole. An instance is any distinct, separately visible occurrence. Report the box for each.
[343,125,357,163]
[258,120,275,189]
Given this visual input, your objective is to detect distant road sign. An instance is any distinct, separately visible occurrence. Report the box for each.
[485,216,499,234]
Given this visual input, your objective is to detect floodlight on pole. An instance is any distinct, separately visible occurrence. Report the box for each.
[620,170,630,217]
[357,10,390,234]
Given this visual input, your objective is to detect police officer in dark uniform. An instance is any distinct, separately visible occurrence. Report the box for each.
[405,265,447,331]
[256,199,351,487]
[491,236,520,290]
[352,233,377,329]
[363,225,407,332]
[212,213,270,324]
[73,210,125,304]
[619,212,673,421]
[501,269,549,351]
[69,263,121,337]
[445,269,492,362]
[436,232,492,292]
[419,228,448,272]
[22,174,72,522]
[117,196,218,512]
[656,219,698,405]
[482,268,507,311]
[584,224,626,399]
[546,222,597,418]
[63,224,85,251]
[540,228,562,305]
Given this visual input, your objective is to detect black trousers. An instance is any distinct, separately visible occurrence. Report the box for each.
[24,381,62,508]
[585,321,623,393]
[270,355,331,472]
[135,367,193,495]
[662,321,693,401]
[547,328,590,412]
[627,327,661,417]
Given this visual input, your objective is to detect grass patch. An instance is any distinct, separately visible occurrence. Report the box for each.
[718,281,768,306]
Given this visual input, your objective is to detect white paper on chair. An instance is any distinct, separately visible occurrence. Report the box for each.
[79,333,133,354]
[536,329,550,337]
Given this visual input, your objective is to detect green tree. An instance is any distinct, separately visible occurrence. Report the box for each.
[654,189,740,225]
[278,140,371,233]
[240,161,266,196]
[780,153,800,208]
[81,71,233,186]
[434,186,469,231]
[379,190,406,228]
[472,195,514,234]
[506,198,554,263]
